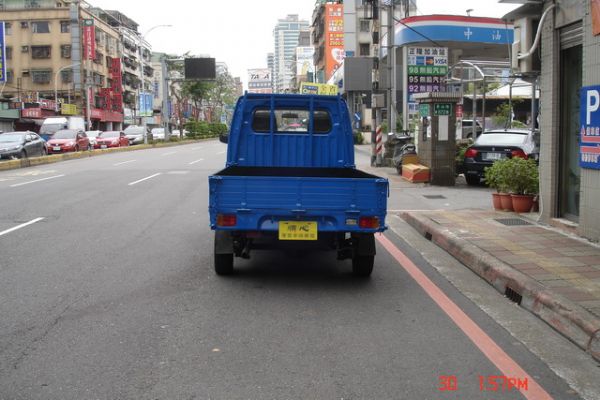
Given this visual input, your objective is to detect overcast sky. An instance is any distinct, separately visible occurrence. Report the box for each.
[88,0,520,85]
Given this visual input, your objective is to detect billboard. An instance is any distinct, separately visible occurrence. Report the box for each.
[325,3,344,81]
[82,19,95,60]
[296,47,315,78]
[138,93,153,117]
[247,68,272,93]
[580,85,600,170]
[184,58,216,80]
[406,46,448,115]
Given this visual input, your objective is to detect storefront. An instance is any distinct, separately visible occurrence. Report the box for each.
[507,0,600,241]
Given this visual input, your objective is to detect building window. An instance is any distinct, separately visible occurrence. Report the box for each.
[5,46,12,60]
[360,19,370,32]
[21,45,29,53]
[359,43,370,56]
[31,21,50,33]
[6,70,14,84]
[60,44,71,58]
[5,23,12,35]
[31,45,51,59]
[61,69,73,83]
[60,21,70,33]
[31,69,52,84]
[94,51,103,65]
[25,0,42,8]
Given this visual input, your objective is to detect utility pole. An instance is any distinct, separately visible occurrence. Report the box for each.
[161,56,170,137]
[387,0,396,135]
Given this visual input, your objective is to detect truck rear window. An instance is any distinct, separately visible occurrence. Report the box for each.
[252,108,332,134]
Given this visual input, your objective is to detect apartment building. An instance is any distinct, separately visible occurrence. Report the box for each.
[273,14,309,93]
[0,0,124,130]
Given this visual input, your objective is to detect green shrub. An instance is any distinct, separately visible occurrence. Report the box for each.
[485,157,538,194]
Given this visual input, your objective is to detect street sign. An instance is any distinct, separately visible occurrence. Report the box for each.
[580,85,600,169]
[419,104,430,117]
[354,112,361,122]
[434,103,452,116]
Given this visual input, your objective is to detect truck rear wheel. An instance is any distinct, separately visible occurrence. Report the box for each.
[352,255,374,277]
[214,253,234,275]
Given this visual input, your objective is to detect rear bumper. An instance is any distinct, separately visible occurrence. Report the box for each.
[463,160,492,177]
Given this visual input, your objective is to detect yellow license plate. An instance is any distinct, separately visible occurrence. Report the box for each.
[278,221,318,241]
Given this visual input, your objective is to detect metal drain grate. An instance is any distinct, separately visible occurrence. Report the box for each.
[423,195,446,199]
[495,218,532,226]
[505,286,523,305]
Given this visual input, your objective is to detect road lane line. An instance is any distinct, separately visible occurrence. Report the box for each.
[128,173,161,186]
[189,159,204,165]
[0,217,44,237]
[10,175,65,188]
[376,234,553,400]
[162,151,177,156]
[114,160,137,166]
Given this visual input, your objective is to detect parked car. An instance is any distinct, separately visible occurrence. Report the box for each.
[95,131,129,149]
[171,129,189,137]
[460,119,483,139]
[124,125,147,145]
[46,129,90,154]
[39,116,85,141]
[151,128,165,141]
[86,130,102,148]
[463,129,540,186]
[0,131,47,159]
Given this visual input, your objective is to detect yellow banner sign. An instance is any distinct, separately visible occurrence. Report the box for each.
[61,104,79,115]
[299,82,338,96]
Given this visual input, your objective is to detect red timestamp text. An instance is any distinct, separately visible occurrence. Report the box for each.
[438,375,529,392]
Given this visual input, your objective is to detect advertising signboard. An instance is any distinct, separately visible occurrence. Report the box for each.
[247,68,272,93]
[580,85,600,169]
[82,19,95,60]
[0,22,5,83]
[299,82,338,95]
[296,47,315,78]
[325,4,344,81]
[138,93,153,117]
[407,47,448,115]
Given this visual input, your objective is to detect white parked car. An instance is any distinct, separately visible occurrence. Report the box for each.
[85,130,102,148]
[151,128,165,140]
[171,129,189,137]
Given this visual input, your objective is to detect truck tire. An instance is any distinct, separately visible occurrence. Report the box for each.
[214,253,234,275]
[352,255,374,277]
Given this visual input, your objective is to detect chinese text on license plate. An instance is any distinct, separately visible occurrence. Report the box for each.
[279,221,317,241]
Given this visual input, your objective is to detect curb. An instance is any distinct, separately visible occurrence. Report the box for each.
[401,211,600,362]
[0,138,212,172]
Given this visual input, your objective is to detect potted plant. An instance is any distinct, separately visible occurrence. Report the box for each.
[506,157,539,213]
[484,158,511,211]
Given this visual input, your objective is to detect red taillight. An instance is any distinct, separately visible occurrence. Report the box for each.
[359,217,380,229]
[511,149,528,159]
[217,214,237,227]
[464,148,478,158]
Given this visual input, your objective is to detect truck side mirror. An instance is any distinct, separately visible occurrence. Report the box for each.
[219,133,229,144]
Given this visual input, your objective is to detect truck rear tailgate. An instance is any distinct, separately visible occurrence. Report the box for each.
[209,166,388,232]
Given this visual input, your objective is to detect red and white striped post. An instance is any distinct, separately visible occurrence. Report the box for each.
[375,124,383,165]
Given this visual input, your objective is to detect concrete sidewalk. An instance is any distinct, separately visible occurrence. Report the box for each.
[401,209,600,362]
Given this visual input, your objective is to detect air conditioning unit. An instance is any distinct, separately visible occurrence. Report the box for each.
[511,17,534,73]
[21,21,29,29]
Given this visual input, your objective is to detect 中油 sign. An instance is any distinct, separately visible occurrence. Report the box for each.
[580,85,600,169]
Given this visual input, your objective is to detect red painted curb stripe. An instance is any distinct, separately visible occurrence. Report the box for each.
[377,234,553,400]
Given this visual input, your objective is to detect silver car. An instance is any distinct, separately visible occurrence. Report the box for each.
[124,125,147,145]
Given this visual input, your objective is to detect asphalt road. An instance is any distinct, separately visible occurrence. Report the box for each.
[0,142,588,399]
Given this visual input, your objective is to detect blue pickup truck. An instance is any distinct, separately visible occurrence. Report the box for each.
[208,93,388,276]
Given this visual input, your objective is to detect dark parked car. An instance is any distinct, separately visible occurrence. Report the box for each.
[46,129,90,154]
[0,131,47,159]
[463,129,540,185]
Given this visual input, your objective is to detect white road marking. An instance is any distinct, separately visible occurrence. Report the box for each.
[10,175,66,188]
[0,217,44,237]
[189,159,204,165]
[128,173,161,186]
[114,160,137,166]
[162,151,177,156]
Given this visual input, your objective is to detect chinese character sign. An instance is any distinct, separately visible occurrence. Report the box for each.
[0,22,5,83]
[82,19,95,60]
[325,3,344,81]
[580,85,600,169]
[406,47,448,114]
